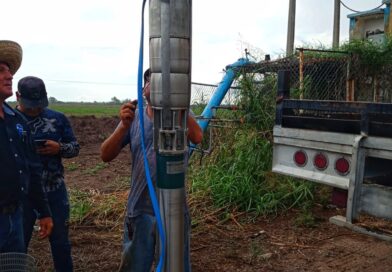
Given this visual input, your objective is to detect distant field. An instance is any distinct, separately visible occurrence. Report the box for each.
[7,102,120,117]
[49,103,120,117]
[6,102,206,118]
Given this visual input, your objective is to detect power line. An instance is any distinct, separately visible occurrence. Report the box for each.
[340,1,385,13]
[46,79,136,86]
[47,79,217,87]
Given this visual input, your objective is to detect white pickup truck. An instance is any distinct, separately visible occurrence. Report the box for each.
[272,71,392,241]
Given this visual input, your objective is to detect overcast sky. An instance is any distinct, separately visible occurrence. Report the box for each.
[2,0,383,102]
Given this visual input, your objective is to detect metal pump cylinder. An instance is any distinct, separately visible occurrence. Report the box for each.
[149,0,192,271]
[149,0,191,154]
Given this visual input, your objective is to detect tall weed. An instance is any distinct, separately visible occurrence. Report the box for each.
[190,127,313,216]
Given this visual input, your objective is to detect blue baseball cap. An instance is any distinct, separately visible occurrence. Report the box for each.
[18,76,49,108]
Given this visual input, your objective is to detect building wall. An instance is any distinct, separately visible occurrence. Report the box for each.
[350,14,384,40]
[349,1,391,41]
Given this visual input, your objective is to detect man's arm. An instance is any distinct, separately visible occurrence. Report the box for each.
[100,102,136,162]
[37,114,80,158]
[59,114,80,158]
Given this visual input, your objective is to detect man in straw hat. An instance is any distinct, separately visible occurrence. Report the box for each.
[0,40,53,253]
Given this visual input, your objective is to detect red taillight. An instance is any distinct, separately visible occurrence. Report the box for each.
[335,157,350,175]
[314,153,328,170]
[294,150,307,167]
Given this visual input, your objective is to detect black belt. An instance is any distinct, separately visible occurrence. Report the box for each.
[0,203,19,215]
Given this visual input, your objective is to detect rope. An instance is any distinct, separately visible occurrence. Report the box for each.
[340,0,385,13]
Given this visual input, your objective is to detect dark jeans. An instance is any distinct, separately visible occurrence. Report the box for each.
[0,206,25,253]
[119,213,191,272]
[24,182,73,272]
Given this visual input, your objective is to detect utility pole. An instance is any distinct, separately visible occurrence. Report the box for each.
[333,0,341,48]
[286,0,296,56]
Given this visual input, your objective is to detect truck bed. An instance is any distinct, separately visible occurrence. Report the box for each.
[276,99,392,137]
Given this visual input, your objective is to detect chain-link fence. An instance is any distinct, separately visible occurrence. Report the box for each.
[192,47,392,115]
[244,49,350,101]
[297,48,349,101]
[243,48,392,103]
[191,82,241,106]
[351,55,392,103]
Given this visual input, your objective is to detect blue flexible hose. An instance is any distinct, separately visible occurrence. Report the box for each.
[137,1,165,271]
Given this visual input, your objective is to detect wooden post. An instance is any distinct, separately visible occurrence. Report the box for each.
[346,54,355,101]
[346,80,355,101]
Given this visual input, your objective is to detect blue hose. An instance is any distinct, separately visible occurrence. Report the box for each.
[137,1,165,271]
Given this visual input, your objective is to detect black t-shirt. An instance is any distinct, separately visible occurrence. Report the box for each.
[0,118,19,203]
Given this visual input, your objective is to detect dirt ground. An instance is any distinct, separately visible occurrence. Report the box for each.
[28,116,392,272]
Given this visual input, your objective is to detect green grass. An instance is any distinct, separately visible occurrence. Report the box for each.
[294,209,317,228]
[6,101,120,117]
[190,127,314,217]
[64,161,81,171]
[49,103,120,117]
[340,36,392,74]
[69,189,93,224]
[82,162,107,175]
[189,70,315,217]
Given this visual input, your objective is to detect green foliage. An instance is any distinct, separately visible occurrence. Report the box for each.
[69,189,93,224]
[103,176,129,192]
[110,96,121,104]
[237,73,276,131]
[68,189,126,227]
[190,104,206,116]
[64,161,80,171]
[340,36,392,74]
[294,201,317,228]
[83,162,107,175]
[190,128,314,216]
[291,75,313,99]
[189,66,316,217]
[48,97,58,103]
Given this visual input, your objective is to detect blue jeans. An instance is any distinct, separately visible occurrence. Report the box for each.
[0,206,25,253]
[24,182,73,272]
[119,213,191,272]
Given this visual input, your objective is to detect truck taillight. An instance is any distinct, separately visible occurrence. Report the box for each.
[314,153,328,170]
[335,158,350,175]
[294,150,307,167]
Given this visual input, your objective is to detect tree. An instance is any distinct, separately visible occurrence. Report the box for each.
[48,96,58,103]
[110,96,121,104]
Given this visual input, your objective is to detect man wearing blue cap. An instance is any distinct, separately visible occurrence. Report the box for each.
[101,68,203,272]
[0,40,53,253]
[16,76,80,272]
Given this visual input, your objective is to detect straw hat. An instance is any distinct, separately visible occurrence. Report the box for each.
[0,40,22,75]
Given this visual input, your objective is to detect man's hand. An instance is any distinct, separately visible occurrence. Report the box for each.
[120,100,137,129]
[36,140,60,155]
[38,217,54,239]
